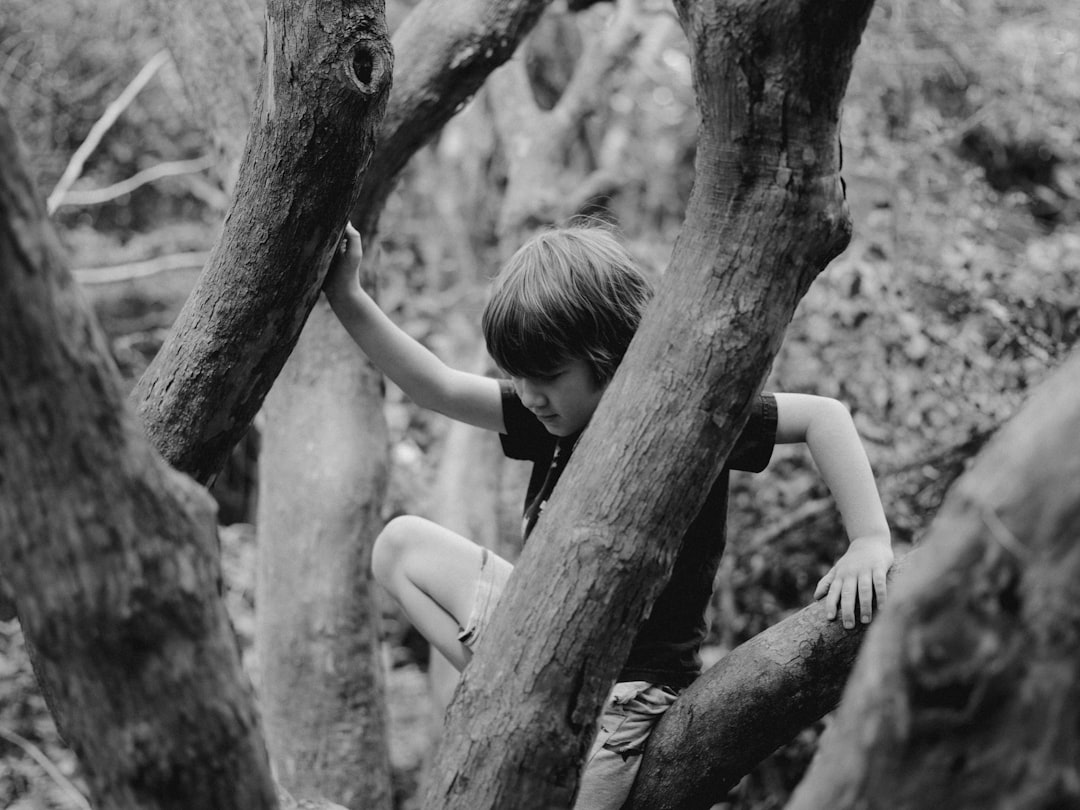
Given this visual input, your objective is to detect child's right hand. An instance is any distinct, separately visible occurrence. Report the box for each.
[323,222,364,299]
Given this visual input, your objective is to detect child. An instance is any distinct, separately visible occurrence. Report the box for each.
[323,223,893,810]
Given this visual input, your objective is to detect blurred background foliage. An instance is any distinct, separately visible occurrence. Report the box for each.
[2,0,1078,807]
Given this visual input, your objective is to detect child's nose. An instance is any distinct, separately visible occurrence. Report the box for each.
[518,380,546,408]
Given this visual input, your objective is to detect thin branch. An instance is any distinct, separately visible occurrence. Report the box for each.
[46,50,171,215]
[72,251,209,285]
[52,155,217,210]
[0,727,92,810]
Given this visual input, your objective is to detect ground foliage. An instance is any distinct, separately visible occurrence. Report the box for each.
[1,0,1078,807]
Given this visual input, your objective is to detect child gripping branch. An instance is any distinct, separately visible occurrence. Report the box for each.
[322,222,893,810]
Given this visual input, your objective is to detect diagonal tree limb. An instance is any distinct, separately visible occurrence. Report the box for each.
[626,555,913,810]
[785,345,1080,810]
[132,0,393,483]
[136,0,561,483]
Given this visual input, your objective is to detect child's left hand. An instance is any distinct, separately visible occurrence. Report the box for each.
[814,535,893,629]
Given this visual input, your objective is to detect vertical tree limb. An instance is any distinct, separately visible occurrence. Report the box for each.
[423,0,873,805]
[0,103,278,810]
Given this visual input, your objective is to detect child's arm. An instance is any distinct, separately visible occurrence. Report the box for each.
[774,393,893,629]
[323,225,505,432]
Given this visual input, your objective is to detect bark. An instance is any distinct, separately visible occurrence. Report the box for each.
[0,106,277,810]
[133,0,393,484]
[626,556,911,810]
[786,346,1080,810]
[257,301,393,808]
[422,0,872,805]
[138,1,397,803]
[134,0,573,487]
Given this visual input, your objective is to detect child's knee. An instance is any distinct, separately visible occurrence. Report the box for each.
[371,515,425,586]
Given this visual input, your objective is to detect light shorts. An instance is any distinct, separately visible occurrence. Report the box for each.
[454,547,678,810]
[456,547,513,650]
[573,681,678,810]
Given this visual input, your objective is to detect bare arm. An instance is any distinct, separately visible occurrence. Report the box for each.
[774,393,893,628]
[323,225,505,433]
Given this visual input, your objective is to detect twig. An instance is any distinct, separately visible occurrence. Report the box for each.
[73,251,210,285]
[53,155,217,210]
[0,726,92,810]
[46,49,171,215]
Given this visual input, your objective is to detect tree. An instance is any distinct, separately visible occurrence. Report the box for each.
[626,557,911,810]
[132,0,393,483]
[256,314,394,808]
[136,0,398,801]
[785,345,1080,810]
[422,0,875,805]
[17,0,1030,805]
[0,103,278,810]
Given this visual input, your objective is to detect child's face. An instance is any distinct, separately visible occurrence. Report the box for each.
[512,358,606,437]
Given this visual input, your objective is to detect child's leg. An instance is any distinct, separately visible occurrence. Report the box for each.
[371,515,503,670]
[572,683,677,810]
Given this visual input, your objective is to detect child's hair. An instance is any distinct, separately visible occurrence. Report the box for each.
[481,226,654,384]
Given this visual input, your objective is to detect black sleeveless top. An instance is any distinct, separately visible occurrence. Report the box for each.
[499,383,777,687]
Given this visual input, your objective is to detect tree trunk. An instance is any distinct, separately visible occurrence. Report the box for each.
[137,1,397,804]
[625,556,910,810]
[785,346,1080,810]
[422,0,872,805]
[133,0,393,484]
[257,301,393,808]
[0,105,277,810]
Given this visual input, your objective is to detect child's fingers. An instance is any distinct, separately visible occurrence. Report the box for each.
[338,223,363,259]
[824,574,843,621]
[859,572,874,623]
[840,577,857,629]
[814,568,835,601]
[874,567,888,608]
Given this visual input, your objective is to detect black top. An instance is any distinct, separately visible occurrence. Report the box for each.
[499,383,777,688]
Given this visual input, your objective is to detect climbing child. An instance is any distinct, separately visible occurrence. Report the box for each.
[322,222,892,809]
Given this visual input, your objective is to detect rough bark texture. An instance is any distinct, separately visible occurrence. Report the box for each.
[422,0,872,805]
[786,347,1080,810]
[626,556,910,810]
[133,0,393,483]
[137,1,397,803]
[0,106,277,810]
[257,300,393,809]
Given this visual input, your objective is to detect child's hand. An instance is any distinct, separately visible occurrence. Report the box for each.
[814,535,893,629]
[323,223,363,298]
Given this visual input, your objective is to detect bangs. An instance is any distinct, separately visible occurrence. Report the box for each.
[483,280,580,378]
[480,226,654,382]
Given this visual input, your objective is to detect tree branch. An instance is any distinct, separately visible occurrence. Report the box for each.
[626,555,912,810]
[46,50,171,215]
[132,0,393,483]
[786,346,1080,810]
[53,156,217,210]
